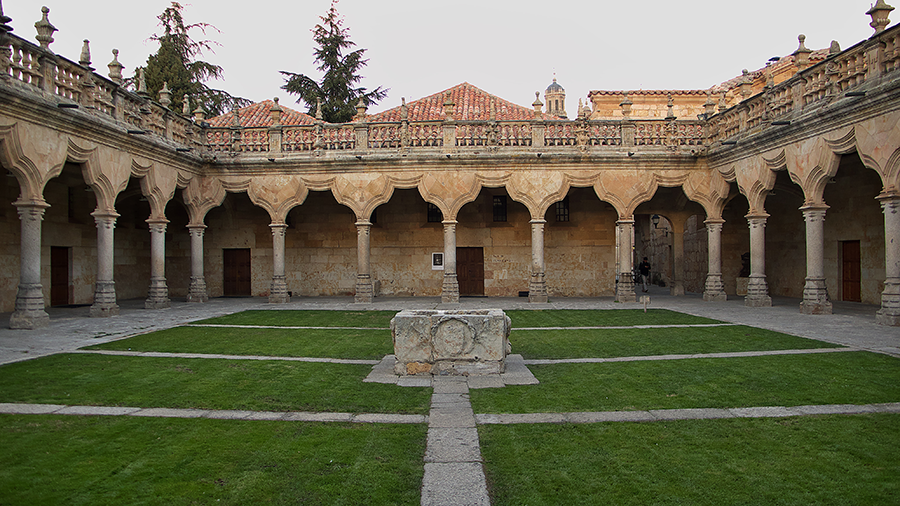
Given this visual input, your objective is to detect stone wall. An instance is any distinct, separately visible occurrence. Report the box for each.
[683,215,708,293]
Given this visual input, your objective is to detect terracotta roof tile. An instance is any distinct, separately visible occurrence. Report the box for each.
[207,100,316,128]
[367,82,550,122]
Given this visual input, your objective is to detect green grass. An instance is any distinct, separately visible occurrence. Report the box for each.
[506,309,722,327]
[471,351,900,413]
[480,414,900,506]
[0,354,430,414]
[85,326,392,359]
[193,309,395,327]
[510,325,840,359]
[0,415,425,505]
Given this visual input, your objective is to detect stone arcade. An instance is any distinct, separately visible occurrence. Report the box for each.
[1,2,900,329]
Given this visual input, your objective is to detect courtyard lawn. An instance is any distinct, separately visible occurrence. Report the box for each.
[0,354,430,414]
[509,325,841,359]
[480,413,900,506]
[0,414,426,506]
[470,351,900,414]
[505,309,722,327]
[85,326,392,360]
[193,309,395,328]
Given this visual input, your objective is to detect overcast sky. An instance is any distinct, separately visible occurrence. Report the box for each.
[3,0,883,115]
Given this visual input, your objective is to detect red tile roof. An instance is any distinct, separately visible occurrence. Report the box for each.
[710,49,829,93]
[207,100,316,128]
[367,82,550,122]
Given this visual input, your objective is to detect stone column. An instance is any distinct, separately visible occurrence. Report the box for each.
[90,211,120,317]
[187,225,208,302]
[441,220,459,304]
[877,196,900,325]
[355,220,374,304]
[744,214,772,307]
[615,219,636,302]
[269,223,290,303]
[703,219,727,301]
[800,206,832,314]
[670,219,685,296]
[145,220,170,309]
[529,218,548,303]
[9,201,50,329]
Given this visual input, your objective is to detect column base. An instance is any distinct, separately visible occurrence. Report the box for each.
[90,304,120,317]
[877,281,900,326]
[876,310,900,326]
[145,299,171,310]
[91,281,119,317]
[187,277,208,303]
[441,274,459,304]
[800,301,833,314]
[268,277,290,304]
[800,278,831,314]
[9,309,49,329]
[616,277,637,303]
[528,276,548,303]
[670,283,685,296]
[744,276,771,307]
[355,279,374,304]
[703,274,727,301]
[744,295,772,307]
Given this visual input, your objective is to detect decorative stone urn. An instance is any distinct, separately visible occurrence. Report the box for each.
[390,309,511,376]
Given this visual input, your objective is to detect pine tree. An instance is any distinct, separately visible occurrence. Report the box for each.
[281,0,387,124]
[136,2,248,117]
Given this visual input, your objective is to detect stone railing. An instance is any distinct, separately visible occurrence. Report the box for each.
[1,30,202,150]
[707,22,900,144]
[206,117,704,155]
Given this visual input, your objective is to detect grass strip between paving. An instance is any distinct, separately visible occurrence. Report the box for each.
[505,309,722,327]
[470,351,900,414]
[479,413,900,506]
[0,414,425,505]
[508,325,841,359]
[194,310,396,328]
[0,354,431,414]
[85,326,393,360]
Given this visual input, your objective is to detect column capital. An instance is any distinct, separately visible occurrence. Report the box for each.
[799,203,829,213]
[186,223,208,231]
[355,220,373,227]
[616,219,635,226]
[12,198,50,211]
[744,212,769,221]
[703,218,725,225]
[91,209,120,220]
[146,217,170,225]
[441,220,458,226]
[529,218,547,225]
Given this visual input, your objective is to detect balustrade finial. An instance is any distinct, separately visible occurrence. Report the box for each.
[666,93,676,120]
[532,91,543,117]
[34,6,56,50]
[793,34,812,71]
[829,40,841,54]
[619,93,633,119]
[159,82,171,108]
[182,96,191,115]
[315,97,323,121]
[442,91,455,121]
[400,97,408,121]
[355,97,367,121]
[270,97,283,125]
[867,0,894,34]
[136,67,149,97]
[193,104,206,122]
[107,49,124,84]
[79,39,92,68]
[704,91,716,116]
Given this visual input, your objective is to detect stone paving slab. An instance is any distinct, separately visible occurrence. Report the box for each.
[244,411,288,421]
[525,347,858,365]
[466,374,505,389]
[425,427,483,463]
[203,410,257,420]
[431,393,470,406]
[475,412,568,424]
[649,408,734,420]
[432,379,469,394]
[0,402,66,414]
[793,404,881,415]
[421,462,490,506]
[563,411,656,423]
[729,406,803,418]
[397,376,432,387]
[130,408,209,418]
[56,405,142,416]
[428,407,477,428]
[353,413,427,424]
[282,411,354,422]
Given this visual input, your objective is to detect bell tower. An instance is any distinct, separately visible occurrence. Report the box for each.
[544,77,567,119]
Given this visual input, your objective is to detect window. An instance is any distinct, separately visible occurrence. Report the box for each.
[427,202,442,223]
[555,197,570,222]
[493,195,507,222]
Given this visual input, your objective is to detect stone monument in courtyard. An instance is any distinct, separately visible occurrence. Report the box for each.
[391,309,511,376]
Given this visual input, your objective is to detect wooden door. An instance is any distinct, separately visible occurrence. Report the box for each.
[456,247,484,296]
[841,240,861,302]
[223,248,251,296]
[50,246,69,306]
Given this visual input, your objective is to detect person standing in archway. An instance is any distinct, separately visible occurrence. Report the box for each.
[639,257,651,293]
